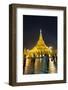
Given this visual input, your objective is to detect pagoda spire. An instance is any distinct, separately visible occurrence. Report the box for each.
[40,29,42,36]
[39,29,43,40]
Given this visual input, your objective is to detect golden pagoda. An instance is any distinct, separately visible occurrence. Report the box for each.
[24,29,56,57]
[23,29,57,74]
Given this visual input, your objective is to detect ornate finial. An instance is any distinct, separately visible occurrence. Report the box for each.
[39,29,43,41]
[40,29,42,35]
[40,29,42,37]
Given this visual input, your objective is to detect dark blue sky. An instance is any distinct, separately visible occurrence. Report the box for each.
[23,15,57,49]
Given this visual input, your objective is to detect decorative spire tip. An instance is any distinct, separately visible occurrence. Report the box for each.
[40,29,42,34]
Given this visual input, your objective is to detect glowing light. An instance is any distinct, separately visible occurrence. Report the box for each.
[23,30,57,74]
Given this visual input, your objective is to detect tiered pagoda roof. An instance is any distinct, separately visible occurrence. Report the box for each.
[24,29,56,57]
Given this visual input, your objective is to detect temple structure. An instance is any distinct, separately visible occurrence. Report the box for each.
[23,29,57,74]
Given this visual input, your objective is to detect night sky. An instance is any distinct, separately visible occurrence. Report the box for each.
[23,15,57,50]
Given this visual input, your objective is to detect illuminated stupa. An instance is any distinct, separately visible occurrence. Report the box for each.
[24,29,56,57]
[23,29,57,74]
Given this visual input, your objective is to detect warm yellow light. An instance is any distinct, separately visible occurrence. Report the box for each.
[23,30,56,57]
